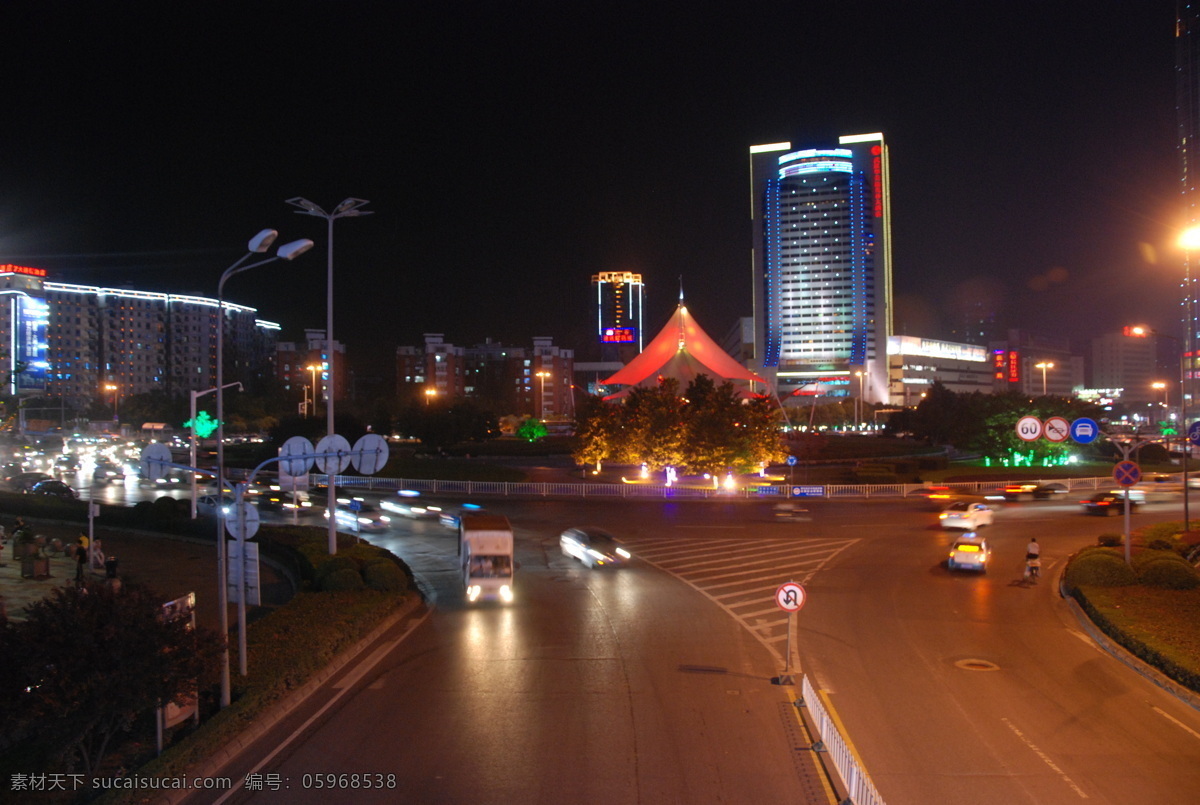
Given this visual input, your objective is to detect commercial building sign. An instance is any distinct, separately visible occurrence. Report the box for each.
[600,327,637,344]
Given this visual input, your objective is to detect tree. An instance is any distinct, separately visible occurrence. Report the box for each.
[682,376,744,475]
[621,380,687,472]
[0,581,221,777]
[572,394,622,472]
[517,417,548,442]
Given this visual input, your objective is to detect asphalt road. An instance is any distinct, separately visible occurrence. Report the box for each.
[174,494,1200,804]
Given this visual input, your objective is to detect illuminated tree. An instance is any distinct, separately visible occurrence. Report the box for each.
[517,417,548,442]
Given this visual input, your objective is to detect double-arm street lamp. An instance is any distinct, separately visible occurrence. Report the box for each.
[536,370,551,419]
[215,229,312,707]
[286,197,372,556]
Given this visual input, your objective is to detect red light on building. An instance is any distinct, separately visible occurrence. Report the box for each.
[601,327,637,344]
[1122,325,1149,338]
[0,264,47,278]
[1007,350,1020,383]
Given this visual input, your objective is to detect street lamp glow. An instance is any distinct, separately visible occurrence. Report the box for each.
[1180,225,1200,250]
[535,370,551,418]
[286,197,373,556]
[1035,361,1055,395]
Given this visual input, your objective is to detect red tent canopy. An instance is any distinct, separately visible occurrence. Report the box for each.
[601,303,766,393]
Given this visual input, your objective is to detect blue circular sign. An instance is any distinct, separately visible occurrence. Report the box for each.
[1070,417,1100,444]
[786,455,798,466]
[1113,461,1141,487]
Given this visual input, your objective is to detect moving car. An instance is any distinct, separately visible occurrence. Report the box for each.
[559,527,631,569]
[380,490,443,519]
[28,479,78,499]
[1082,489,1144,516]
[1002,482,1067,501]
[257,489,315,515]
[326,498,392,533]
[4,472,52,492]
[947,533,990,572]
[938,501,994,530]
[196,495,235,518]
[439,502,486,529]
[92,461,126,484]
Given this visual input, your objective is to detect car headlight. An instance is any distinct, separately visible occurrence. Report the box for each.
[616,547,631,559]
[587,548,606,561]
[467,585,481,602]
[499,585,513,603]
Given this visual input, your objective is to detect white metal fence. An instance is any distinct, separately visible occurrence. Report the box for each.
[319,474,1115,500]
[801,674,886,805]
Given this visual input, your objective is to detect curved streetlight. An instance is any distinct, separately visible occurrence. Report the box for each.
[214,229,313,707]
[286,197,372,556]
[1177,225,1200,534]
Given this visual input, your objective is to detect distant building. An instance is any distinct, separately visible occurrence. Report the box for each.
[592,271,645,359]
[886,336,993,406]
[1090,326,1159,404]
[276,329,347,415]
[395,334,574,418]
[989,329,1083,397]
[749,133,893,403]
[0,264,280,411]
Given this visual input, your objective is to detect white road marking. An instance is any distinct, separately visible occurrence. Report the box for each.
[1152,705,1200,741]
[1001,717,1089,798]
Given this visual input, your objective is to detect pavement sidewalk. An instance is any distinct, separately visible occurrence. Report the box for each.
[0,516,282,634]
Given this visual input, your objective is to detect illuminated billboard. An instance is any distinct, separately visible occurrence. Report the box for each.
[7,293,48,393]
[601,327,637,344]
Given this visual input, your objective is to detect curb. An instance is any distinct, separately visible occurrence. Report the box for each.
[147,593,425,805]
[1058,574,1200,713]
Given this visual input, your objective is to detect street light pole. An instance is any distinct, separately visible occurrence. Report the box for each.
[1035,361,1054,396]
[1178,226,1200,533]
[287,197,372,556]
[214,230,312,708]
[306,363,321,417]
[536,370,550,419]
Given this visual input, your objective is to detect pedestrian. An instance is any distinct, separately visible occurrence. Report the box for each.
[89,537,104,570]
[73,537,88,584]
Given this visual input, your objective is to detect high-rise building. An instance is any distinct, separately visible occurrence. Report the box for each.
[0,264,280,411]
[1178,2,1200,399]
[749,133,893,402]
[592,271,644,358]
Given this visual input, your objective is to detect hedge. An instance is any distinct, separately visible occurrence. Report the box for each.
[1138,559,1200,590]
[1064,552,1137,587]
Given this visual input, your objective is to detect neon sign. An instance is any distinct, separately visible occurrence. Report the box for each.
[0,264,47,278]
[871,145,883,218]
[601,327,637,344]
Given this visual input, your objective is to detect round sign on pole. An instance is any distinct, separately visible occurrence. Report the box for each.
[278,436,315,477]
[1070,417,1100,444]
[1043,416,1069,443]
[139,443,173,479]
[314,434,353,476]
[786,455,797,467]
[1113,460,1141,488]
[775,582,806,612]
[225,501,260,541]
[351,433,389,475]
[1015,416,1042,442]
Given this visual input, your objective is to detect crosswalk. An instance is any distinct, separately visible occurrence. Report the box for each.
[621,534,858,664]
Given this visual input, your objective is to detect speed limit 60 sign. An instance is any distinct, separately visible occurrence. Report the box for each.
[1015,416,1042,442]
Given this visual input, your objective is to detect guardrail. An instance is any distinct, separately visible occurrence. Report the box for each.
[316,474,1120,500]
[801,674,886,805]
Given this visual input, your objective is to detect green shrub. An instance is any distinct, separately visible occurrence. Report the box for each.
[1097,533,1124,547]
[315,556,359,585]
[1146,538,1180,553]
[321,567,365,591]
[1065,553,1137,588]
[1138,559,1200,590]
[1075,545,1123,561]
[1132,549,1189,572]
[362,561,408,592]
[1141,521,1187,544]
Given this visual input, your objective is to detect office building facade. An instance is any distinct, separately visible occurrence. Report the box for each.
[593,271,645,358]
[749,133,893,402]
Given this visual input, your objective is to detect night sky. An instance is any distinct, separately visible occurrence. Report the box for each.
[0,2,1181,368]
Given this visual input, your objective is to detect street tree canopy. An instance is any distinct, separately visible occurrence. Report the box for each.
[0,581,221,777]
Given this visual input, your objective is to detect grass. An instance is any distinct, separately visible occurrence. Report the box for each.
[1074,584,1200,692]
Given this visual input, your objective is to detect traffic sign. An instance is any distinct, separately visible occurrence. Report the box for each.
[1189,421,1200,447]
[1015,416,1042,442]
[786,455,797,467]
[1113,461,1141,488]
[139,443,173,479]
[314,434,353,475]
[791,485,825,497]
[225,501,260,541]
[1043,416,1070,443]
[278,436,316,477]
[1070,417,1099,444]
[775,582,806,612]
[352,433,390,474]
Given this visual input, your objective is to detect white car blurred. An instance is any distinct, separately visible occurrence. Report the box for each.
[947,533,990,572]
[938,501,994,530]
